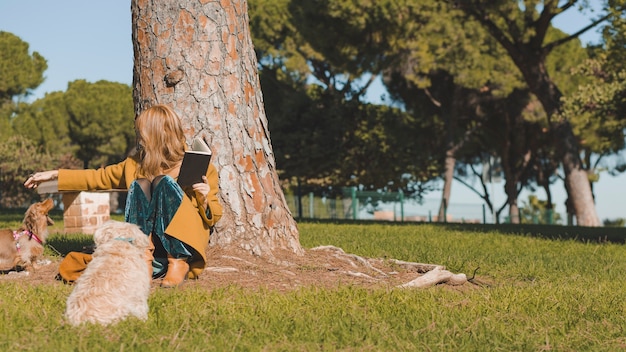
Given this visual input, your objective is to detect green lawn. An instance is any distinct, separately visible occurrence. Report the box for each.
[1,216,624,351]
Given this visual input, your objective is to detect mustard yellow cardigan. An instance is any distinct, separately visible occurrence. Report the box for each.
[57,157,223,278]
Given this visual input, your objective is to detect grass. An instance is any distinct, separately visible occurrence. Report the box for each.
[1,215,625,351]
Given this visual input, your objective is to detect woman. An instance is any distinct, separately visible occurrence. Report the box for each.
[24,104,223,287]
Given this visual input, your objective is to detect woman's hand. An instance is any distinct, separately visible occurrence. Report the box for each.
[24,170,59,189]
[192,176,211,206]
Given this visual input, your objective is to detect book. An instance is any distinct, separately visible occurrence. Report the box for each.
[177,137,212,187]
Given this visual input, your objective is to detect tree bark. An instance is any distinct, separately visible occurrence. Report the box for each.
[131,0,302,256]
[555,120,599,226]
[433,77,461,223]
[438,149,455,222]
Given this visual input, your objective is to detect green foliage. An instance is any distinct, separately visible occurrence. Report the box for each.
[264,73,441,192]
[261,73,343,185]
[0,31,47,100]
[13,91,74,156]
[0,221,625,350]
[2,80,135,201]
[519,194,563,225]
[64,80,134,168]
[0,34,133,210]
[249,0,310,78]
[290,0,416,79]
[546,28,589,96]
[252,0,443,193]
[0,31,47,140]
[604,0,626,73]
[560,1,626,171]
[563,58,626,155]
[344,103,441,189]
[10,80,134,171]
[0,135,55,207]
[388,2,522,94]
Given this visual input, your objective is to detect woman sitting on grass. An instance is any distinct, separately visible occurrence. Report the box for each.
[24,104,223,287]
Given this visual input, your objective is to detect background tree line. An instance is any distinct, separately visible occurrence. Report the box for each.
[1,1,625,226]
[249,0,626,226]
[0,31,134,207]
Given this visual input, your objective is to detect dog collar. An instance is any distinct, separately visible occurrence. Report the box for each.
[29,231,43,245]
[13,230,43,251]
[114,237,135,244]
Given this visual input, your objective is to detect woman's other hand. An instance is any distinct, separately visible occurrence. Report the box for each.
[192,176,210,206]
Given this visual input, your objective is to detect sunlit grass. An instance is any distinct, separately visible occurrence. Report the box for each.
[0,216,624,351]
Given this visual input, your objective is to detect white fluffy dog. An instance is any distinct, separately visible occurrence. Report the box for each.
[65,220,151,326]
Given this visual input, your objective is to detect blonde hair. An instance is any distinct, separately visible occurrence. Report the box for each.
[135,104,186,180]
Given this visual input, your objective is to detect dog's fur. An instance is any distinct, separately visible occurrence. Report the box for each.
[0,198,54,272]
[65,220,151,326]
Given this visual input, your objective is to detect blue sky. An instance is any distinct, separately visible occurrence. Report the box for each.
[1,0,624,222]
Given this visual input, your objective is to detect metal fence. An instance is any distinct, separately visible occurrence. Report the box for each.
[284,188,564,225]
[285,188,490,223]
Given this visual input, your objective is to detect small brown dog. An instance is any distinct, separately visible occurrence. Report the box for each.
[0,198,55,272]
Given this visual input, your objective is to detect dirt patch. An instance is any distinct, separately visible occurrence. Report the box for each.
[1,246,488,292]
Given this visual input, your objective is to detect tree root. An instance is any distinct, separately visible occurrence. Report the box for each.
[310,245,468,288]
[204,245,472,289]
[398,267,467,288]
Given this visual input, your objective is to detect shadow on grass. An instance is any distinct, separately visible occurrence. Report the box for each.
[297,219,626,244]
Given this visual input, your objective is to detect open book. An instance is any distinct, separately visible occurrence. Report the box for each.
[177,137,212,187]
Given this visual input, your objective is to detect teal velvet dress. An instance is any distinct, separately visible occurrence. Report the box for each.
[124,175,192,278]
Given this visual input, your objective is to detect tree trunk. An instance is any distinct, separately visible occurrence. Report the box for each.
[500,59,600,226]
[555,120,599,227]
[504,181,519,224]
[131,0,302,256]
[517,60,600,227]
[437,149,454,223]
[525,71,599,226]
[436,81,461,223]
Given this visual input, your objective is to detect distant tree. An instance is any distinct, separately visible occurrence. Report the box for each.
[341,102,439,191]
[13,91,74,157]
[519,194,562,225]
[64,80,134,168]
[0,135,54,207]
[360,1,522,221]
[487,27,589,224]
[561,1,626,189]
[258,69,346,190]
[455,1,610,226]
[251,0,440,195]
[283,1,533,219]
[471,89,549,224]
[0,31,47,140]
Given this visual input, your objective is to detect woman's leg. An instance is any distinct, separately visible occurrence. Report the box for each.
[125,178,153,235]
[125,179,158,278]
[150,176,193,286]
[150,176,193,258]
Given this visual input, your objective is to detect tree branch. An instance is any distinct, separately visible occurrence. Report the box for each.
[423,87,442,107]
[459,3,519,57]
[354,74,377,98]
[532,1,561,48]
[544,14,611,52]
